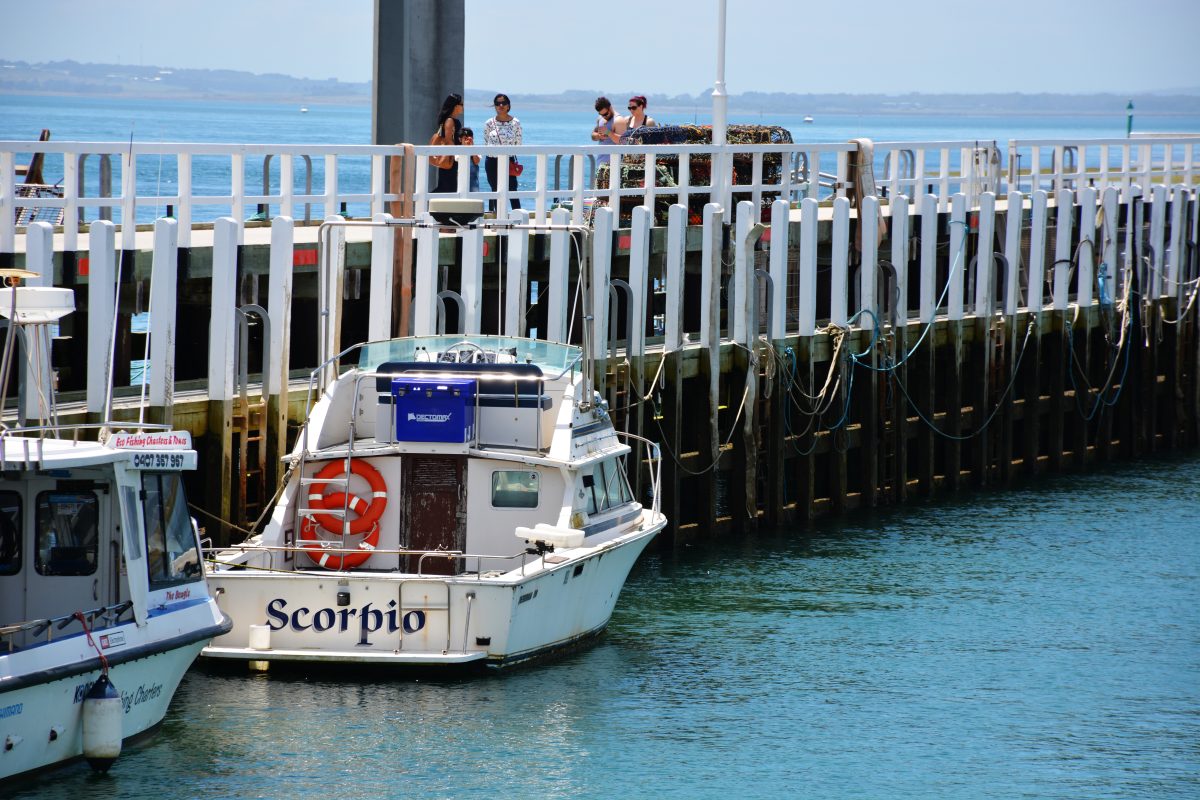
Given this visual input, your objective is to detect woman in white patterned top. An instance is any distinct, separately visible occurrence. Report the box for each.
[483,93,523,211]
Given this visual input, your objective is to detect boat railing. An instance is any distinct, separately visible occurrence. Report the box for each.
[0,600,133,653]
[205,543,541,578]
[613,430,664,517]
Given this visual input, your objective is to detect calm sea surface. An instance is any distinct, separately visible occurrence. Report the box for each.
[11,454,1200,799]
[4,96,1200,798]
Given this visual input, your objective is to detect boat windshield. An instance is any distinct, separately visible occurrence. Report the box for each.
[358,335,581,376]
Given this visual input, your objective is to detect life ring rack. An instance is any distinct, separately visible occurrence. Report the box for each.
[300,458,388,570]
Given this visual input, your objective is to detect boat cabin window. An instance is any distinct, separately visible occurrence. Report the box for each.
[582,460,634,515]
[0,491,20,576]
[142,472,202,587]
[35,491,99,576]
[491,470,540,508]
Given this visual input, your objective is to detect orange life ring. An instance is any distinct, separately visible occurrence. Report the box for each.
[300,494,380,569]
[306,459,387,535]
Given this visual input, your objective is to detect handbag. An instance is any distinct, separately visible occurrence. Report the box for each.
[509,159,523,177]
[429,131,453,170]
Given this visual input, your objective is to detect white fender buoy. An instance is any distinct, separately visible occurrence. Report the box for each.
[81,674,122,772]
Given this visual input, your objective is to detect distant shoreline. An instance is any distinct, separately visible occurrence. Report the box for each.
[4,58,1199,116]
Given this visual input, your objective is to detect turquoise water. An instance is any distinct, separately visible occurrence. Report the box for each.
[11,454,1199,799]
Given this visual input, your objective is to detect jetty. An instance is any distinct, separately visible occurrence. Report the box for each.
[2,134,1198,543]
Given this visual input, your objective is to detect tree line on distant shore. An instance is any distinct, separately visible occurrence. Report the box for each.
[3,59,1199,115]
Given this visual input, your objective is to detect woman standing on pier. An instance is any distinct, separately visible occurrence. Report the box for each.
[431,93,463,193]
[484,93,523,210]
[625,96,657,131]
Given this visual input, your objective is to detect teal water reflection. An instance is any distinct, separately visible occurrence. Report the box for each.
[12,455,1199,799]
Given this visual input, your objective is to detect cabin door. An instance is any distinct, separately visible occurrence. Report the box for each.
[401,455,466,575]
[24,480,117,622]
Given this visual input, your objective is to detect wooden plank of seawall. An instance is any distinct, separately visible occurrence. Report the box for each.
[86,220,117,423]
[946,194,967,490]
[766,199,790,524]
[628,206,652,500]
[592,206,614,398]
[732,202,756,530]
[1001,191,1024,483]
[1021,191,1048,474]
[1119,188,1144,458]
[916,194,938,496]
[1097,187,1120,460]
[859,195,881,508]
[369,212,395,341]
[699,203,723,536]
[146,217,179,428]
[266,216,294,493]
[973,192,996,487]
[1046,189,1074,470]
[830,198,851,511]
[206,218,239,545]
[545,207,571,342]
[1149,185,1168,301]
[890,194,911,503]
[1073,187,1099,466]
[1186,189,1200,448]
[796,198,819,519]
[661,204,687,542]
[1164,185,1187,451]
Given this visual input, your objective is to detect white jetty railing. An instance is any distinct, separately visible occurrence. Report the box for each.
[8,180,1198,420]
[5,136,1198,257]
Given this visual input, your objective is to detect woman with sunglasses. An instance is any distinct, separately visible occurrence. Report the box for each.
[483,93,523,210]
[625,96,657,132]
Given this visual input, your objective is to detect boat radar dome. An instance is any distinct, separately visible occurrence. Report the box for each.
[0,286,75,323]
[428,198,484,226]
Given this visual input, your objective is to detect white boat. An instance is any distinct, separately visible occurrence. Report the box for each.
[203,199,664,670]
[0,277,231,782]
[203,331,666,669]
[803,115,814,124]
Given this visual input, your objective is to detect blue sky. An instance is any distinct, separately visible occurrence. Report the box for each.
[1,0,1197,95]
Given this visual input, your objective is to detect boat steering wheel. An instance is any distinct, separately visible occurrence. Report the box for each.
[443,340,486,363]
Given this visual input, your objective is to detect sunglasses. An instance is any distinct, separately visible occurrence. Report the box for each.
[628,105,640,111]
[495,101,510,107]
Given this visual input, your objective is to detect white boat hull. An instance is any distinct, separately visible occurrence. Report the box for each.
[204,523,660,668]
[0,604,229,781]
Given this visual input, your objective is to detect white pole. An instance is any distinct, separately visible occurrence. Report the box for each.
[712,0,728,210]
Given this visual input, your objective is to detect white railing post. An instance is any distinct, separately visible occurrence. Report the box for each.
[1003,191,1024,315]
[890,195,910,326]
[1168,184,1188,296]
[267,215,294,401]
[177,152,193,247]
[798,198,818,336]
[628,206,652,358]
[504,209,530,337]
[18,224,54,422]
[0,150,15,255]
[919,194,938,320]
[24,221,53,286]
[591,206,614,357]
[1101,186,1120,296]
[1028,191,1049,314]
[369,212,395,340]
[1076,187,1097,308]
[830,197,850,326]
[231,152,246,245]
[665,204,686,352]
[324,154,339,221]
[86,220,117,417]
[209,217,238,411]
[120,149,138,251]
[860,195,880,323]
[63,150,79,253]
[733,200,754,344]
[535,153,548,223]
[949,193,966,320]
[412,225,438,337]
[769,198,788,340]
[460,225,485,336]
[148,218,179,421]
[1149,184,1167,299]
[1053,189,1075,310]
[546,207,571,342]
[974,192,995,315]
[699,203,721,347]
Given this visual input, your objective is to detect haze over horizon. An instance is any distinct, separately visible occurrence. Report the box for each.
[1,0,1197,97]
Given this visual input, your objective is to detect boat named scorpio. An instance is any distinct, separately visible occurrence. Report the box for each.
[204,333,666,669]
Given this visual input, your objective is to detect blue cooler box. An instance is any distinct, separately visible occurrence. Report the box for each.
[392,378,477,443]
